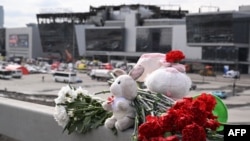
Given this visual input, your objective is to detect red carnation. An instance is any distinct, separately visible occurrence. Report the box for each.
[172,97,193,110]
[159,110,178,131]
[175,113,194,131]
[138,115,165,140]
[166,50,185,63]
[182,123,206,141]
[205,119,220,131]
[195,93,217,112]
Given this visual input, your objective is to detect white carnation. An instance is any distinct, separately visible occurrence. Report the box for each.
[55,85,75,104]
[54,105,69,127]
[68,110,74,117]
[75,87,89,96]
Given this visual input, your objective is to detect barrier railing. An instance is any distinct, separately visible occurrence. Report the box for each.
[0,97,132,141]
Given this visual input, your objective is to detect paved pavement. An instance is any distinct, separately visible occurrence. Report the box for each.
[0,72,250,124]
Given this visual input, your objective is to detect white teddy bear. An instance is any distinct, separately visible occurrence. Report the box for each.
[144,66,192,99]
[102,66,144,131]
[135,50,192,99]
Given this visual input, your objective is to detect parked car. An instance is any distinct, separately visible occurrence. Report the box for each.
[89,69,112,81]
[223,70,240,79]
[209,90,227,99]
[11,69,23,78]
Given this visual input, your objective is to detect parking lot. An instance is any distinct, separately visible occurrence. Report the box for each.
[0,72,250,99]
[0,72,110,99]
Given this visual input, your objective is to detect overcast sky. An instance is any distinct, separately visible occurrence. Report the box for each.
[1,0,250,28]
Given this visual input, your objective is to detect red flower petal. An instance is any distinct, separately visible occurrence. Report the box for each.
[166,50,185,63]
[182,123,206,141]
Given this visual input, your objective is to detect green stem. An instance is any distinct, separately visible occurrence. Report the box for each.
[94,90,110,95]
[137,90,174,106]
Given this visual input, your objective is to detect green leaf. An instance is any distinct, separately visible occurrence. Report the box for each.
[63,120,72,134]
[84,116,91,124]
[91,113,109,129]
[76,121,84,133]
[85,111,97,116]
[68,121,78,134]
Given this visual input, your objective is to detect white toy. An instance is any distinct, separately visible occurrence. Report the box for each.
[140,50,192,99]
[144,66,192,99]
[102,66,144,131]
[134,53,166,82]
[133,52,186,82]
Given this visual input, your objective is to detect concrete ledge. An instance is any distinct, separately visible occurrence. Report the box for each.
[0,97,133,141]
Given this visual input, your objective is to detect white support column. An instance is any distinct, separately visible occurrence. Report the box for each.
[124,12,138,52]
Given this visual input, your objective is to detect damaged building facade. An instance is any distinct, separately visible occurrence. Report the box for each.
[36,4,200,63]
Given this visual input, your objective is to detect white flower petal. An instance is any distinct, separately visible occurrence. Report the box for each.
[54,105,69,127]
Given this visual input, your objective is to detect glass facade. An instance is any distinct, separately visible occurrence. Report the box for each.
[85,28,125,51]
[202,46,238,61]
[202,46,249,73]
[232,13,250,44]
[186,12,250,73]
[186,13,234,43]
[136,27,172,52]
[0,28,5,55]
[38,23,78,60]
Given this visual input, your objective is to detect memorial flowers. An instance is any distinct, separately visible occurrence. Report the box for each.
[54,85,225,141]
[136,93,221,141]
[54,85,112,134]
[53,50,226,141]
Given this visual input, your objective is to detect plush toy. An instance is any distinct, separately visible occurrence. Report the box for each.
[134,53,166,82]
[142,50,192,99]
[102,66,144,131]
[144,67,192,99]
[133,52,186,82]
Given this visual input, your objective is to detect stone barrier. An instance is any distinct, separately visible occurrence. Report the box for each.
[0,97,132,141]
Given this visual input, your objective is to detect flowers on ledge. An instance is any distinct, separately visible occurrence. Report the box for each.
[54,85,225,141]
[54,85,112,134]
[137,93,221,141]
[53,50,226,141]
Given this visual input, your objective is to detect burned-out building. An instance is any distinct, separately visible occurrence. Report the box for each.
[36,4,198,63]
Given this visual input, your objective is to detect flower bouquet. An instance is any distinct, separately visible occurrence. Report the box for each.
[134,92,225,141]
[54,85,112,134]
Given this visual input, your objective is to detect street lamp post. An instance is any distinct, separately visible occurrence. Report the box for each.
[232,77,236,96]
[232,47,239,96]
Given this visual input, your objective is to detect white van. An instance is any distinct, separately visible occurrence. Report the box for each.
[53,71,78,83]
[0,69,12,79]
[11,69,23,78]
